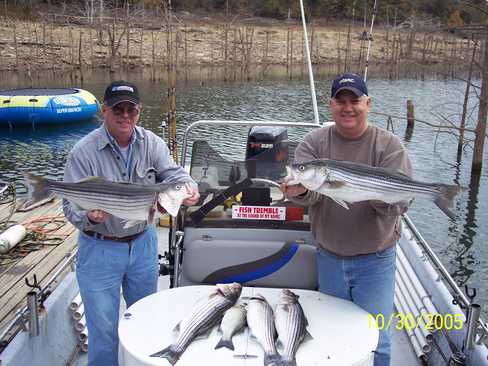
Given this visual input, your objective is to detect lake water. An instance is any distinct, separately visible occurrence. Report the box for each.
[0,68,487,319]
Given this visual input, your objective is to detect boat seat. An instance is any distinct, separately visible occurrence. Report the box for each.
[180,238,318,290]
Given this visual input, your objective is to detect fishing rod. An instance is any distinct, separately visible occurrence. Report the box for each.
[363,0,378,81]
[298,0,320,125]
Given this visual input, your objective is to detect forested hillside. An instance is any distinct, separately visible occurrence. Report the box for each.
[6,0,488,27]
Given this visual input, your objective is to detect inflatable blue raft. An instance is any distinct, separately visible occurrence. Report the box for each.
[0,88,99,127]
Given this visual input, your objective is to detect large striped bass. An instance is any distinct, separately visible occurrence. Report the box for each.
[274,289,312,366]
[23,172,192,222]
[150,283,242,365]
[247,294,280,366]
[285,159,461,219]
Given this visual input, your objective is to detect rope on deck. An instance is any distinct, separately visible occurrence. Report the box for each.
[0,215,68,267]
[0,184,16,225]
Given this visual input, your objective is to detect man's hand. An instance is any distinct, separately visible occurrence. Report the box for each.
[183,185,200,206]
[280,182,308,198]
[87,209,109,223]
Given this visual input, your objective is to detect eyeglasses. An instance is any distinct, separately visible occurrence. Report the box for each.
[111,105,140,117]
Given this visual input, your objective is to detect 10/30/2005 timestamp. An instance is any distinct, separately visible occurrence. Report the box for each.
[368,312,464,331]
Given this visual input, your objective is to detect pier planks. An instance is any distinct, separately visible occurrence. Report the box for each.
[0,198,78,334]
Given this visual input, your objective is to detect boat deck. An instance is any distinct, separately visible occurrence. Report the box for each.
[0,198,77,346]
[0,197,429,365]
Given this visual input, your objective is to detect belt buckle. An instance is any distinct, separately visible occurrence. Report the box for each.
[94,232,105,241]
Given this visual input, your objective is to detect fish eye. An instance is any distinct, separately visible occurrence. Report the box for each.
[298,165,306,172]
[175,184,181,190]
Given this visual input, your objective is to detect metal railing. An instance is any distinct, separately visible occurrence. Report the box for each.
[403,214,488,343]
[0,251,77,346]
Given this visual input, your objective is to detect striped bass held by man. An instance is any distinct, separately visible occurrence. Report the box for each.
[22,172,193,224]
[285,158,462,219]
[150,283,242,365]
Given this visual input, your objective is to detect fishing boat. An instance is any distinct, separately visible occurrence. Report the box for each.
[0,88,99,128]
[1,120,487,366]
[119,120,488,366]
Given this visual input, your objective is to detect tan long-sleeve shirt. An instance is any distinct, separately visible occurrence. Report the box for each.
[291,124,413,256]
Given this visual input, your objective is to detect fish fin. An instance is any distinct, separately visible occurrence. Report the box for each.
[329,197,349,210]
[214,337,234,351]
[149,345,180,365]
[276,339,284,352]
[172,321,181,334]
[22,172,54,206]
[264,353,282,366]
[76,176,105,183]
[434,184,462,219]
[303,329,314,342]
[279,360,297,366]
[328,180,346,188]
[158,191,183,217]
[147,200,156,225]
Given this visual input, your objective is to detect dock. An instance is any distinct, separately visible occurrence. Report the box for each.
[0,197,77,346]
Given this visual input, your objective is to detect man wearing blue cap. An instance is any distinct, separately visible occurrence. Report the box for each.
[63,80,200,366]
[283,73,413,366]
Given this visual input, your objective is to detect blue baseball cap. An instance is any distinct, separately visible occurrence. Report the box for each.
[331,73,368,98]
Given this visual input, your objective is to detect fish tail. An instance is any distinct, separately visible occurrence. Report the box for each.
[149,345,180,365]
[22,172,53,205]
[278,359,297,366]
[434,184,462,219]
[214,336,235,351]
[263,353,282,366]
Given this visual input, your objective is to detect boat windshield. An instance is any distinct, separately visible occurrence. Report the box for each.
[189,139,299,196]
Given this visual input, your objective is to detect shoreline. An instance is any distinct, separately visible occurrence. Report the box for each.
[0,13,471,76]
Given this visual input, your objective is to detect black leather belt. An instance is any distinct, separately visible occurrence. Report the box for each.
[83,230,145,243]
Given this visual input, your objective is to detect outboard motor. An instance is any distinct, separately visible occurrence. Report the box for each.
[243,126,288,206]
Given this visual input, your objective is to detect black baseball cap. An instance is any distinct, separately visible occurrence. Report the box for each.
[103,80,140,106]
[331,73,368,98]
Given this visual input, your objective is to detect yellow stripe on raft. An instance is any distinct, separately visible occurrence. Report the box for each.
[0,95,51,108]
[76,89,99,105]
[0,90,98,109]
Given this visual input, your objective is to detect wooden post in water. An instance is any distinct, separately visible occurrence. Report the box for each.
[471,35,488,174]
[406,99,415,133]
[458,39,478,162]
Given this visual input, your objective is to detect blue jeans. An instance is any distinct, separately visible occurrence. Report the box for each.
[317,245,396,366]
[76,226,159,366]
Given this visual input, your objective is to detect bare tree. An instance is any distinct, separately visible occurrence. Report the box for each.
[472,35,488,173]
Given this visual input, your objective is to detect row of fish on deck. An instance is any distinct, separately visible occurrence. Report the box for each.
[22,157,461,224]
[150,283,311,366]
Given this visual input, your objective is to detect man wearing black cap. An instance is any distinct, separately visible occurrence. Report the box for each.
[283,73,413,366]
[63,80,199,366]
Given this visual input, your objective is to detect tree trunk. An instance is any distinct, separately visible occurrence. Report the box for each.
[471,37,488,174]
[458,40,477,161]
